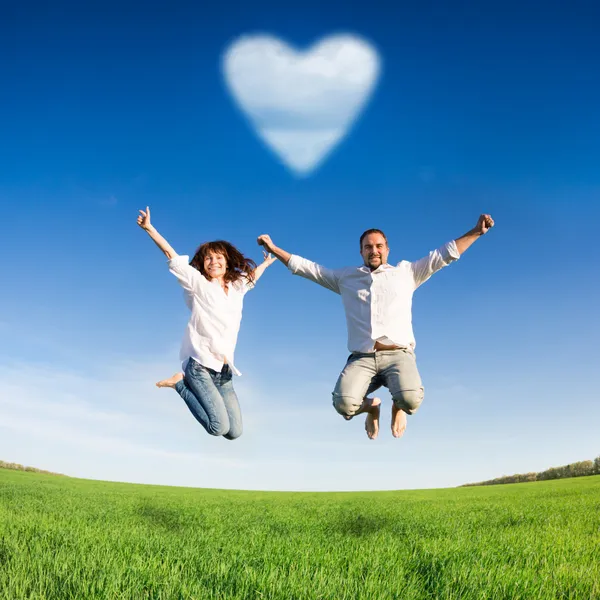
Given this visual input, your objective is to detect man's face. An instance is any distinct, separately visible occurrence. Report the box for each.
[360,233,389,270]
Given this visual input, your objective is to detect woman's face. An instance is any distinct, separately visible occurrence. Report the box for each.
[203,251,227,280]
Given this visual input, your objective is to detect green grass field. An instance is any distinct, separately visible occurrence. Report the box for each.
[1,469,599,599]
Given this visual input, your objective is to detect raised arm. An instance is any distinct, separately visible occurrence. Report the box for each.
[137,206,206,294]
[251,250,278,284]
[137,206,178,259]
[257,234,292,266]
[454,213,495,255]
[411,213,494,288]
[257,234,340,294]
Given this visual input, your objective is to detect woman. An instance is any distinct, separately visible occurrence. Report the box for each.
[137,206,276,440]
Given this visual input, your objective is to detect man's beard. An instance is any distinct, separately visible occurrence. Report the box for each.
[367,256,383,270]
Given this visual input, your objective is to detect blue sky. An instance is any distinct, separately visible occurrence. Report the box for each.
[0,0,599,491]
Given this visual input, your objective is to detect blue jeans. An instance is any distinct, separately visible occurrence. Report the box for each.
[175,358,243,440]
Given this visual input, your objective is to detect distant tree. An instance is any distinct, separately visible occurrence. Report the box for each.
[538,467,557,481]
[0,460,64,476]
[462,454,600,487]
[571,461,594,477]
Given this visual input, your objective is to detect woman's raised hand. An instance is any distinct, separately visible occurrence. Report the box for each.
[137,206,152,231]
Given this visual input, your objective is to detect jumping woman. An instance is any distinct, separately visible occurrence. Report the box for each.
[137,206,276,440]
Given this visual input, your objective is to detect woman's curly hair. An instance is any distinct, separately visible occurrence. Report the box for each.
[190,241,257,285]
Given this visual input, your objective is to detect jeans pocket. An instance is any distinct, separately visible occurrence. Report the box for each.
[189,359,207,376]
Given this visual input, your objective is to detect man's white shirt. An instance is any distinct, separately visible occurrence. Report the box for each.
[287,241,460,353]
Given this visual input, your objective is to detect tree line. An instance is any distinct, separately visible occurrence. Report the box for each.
[0,460,65,476]
[461,455,600,486]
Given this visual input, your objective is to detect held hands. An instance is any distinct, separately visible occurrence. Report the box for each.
[257,234,276,254]
[137,206,153,231]
[475,214,494,235]
[262,250,278,267]
[251,246,279,282]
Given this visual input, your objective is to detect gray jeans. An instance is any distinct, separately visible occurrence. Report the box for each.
[332,349,425,418]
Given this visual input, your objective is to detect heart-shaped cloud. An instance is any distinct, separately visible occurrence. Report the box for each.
[222,34,381,176]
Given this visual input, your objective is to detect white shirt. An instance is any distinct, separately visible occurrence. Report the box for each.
[287,240,460,353]
[168,255,254,376]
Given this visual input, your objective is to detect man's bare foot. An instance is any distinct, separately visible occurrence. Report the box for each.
[391,404,407,438]
[156,372,184,389]
[364,397,381,440]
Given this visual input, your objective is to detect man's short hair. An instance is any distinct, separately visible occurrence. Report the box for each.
[360,228,388,248]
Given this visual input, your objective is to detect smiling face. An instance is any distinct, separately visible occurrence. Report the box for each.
[360,231,389,270]
[203,251,227,281]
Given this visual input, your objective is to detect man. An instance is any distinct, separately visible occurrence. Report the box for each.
[257,214,494,440]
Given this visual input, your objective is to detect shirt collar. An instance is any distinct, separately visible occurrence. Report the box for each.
[357,263,394,274]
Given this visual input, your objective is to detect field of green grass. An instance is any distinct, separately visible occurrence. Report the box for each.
[1,469,599,599]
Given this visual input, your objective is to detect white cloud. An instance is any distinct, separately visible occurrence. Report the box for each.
[259,128,345,173]
[1,355,598,492]
[222,33,381,175]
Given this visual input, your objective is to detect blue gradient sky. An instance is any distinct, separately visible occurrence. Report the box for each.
[0,0,598,490]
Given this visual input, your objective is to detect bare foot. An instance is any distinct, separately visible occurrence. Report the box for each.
[391,404,407,438]
[156,372,184,389]
[364,397,381,440]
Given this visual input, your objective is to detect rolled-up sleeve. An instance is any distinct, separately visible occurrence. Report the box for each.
[168,255,207,294]
[410,241,460,289]
[288,255,341,294]
[238,276,255,295]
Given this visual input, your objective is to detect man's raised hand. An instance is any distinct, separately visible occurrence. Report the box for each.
[257,234,276,253]
[476,214,494,235]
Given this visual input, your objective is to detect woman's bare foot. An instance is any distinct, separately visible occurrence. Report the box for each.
[156,372,184,389]
[391,404,407,438]
[364,397,381,440]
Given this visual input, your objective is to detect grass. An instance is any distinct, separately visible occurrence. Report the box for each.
[1,469,599,599]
